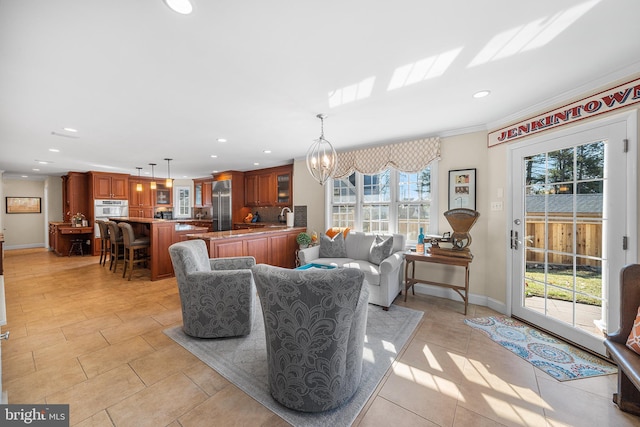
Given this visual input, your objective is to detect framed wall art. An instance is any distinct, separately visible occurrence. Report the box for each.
[448,169,476,210]
[6,197,42,214]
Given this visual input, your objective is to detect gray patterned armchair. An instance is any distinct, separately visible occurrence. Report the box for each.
[251,264,369,412]
[168,239,255,338]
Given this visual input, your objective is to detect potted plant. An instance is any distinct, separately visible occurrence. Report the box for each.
[296,232,312,249]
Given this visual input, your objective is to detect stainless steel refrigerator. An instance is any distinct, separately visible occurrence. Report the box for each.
[212,179,232,231]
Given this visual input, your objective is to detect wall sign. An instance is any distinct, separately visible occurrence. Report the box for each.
[488,77,640,147]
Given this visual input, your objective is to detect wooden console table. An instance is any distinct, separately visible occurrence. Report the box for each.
[404,251,472,314]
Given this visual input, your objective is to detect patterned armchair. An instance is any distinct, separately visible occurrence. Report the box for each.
[251,264,369,412]
[168,239,255,338]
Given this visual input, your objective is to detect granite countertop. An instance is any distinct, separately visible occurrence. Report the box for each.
[186,226,305,240]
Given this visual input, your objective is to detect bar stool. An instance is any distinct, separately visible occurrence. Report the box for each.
[69,239,83,256]
[96,220,110,266]
[106,221,124,273]
[118,222,150,280]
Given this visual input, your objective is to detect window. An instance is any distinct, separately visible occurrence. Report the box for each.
[175,186,191,218]
[328,164,438,243]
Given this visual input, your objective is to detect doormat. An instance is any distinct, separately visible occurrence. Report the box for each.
[464,315,617,381]
[165,304,423,426]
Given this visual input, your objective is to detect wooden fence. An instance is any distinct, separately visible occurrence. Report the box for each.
[525,216,602,267]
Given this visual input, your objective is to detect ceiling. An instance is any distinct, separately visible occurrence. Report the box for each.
[1,0,639,181]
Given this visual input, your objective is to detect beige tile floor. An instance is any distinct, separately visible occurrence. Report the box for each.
[1,248,639,426]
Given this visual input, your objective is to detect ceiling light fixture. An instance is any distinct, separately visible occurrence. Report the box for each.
[164,158,173,188]
[217,138,227,143]
[306,114,337,185]
[473,90,491,98]
[163,0,193,14]
[136,167,143,192]
[148,163,157,190]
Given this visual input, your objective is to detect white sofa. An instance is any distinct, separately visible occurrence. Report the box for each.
[297,232,406,310]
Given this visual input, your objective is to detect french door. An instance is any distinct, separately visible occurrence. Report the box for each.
[510,114,636,356]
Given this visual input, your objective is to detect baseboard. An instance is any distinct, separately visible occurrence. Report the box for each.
[4,243,46,250]
[412,283,507,315]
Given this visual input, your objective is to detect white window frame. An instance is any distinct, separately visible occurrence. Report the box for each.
[174,185,191,218]
[326,162,439,243]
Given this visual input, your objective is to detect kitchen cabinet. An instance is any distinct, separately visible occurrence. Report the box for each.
[48,222,93,256]
[62,172,89,221]
[194,178,213,207]
[90,172,129,199]
[129,177,154,217]
[154,182,173,206]
[244,164,292,207]
[194,227,302,268]
[275,166,292,206]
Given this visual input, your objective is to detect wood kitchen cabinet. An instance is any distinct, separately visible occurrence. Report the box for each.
[194,177,213,207]
[90,172,129,199]
[129,177,154,217]
[244,164,292,207]
[62,172,89,221]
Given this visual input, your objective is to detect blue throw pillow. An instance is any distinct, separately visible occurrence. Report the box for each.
[368,235,394,265]
[319,232,347,258]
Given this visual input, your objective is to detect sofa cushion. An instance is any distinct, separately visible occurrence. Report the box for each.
[319,232,347,258]
[369,235,394,265]
[326,227,350,239]
[344,260,381,286]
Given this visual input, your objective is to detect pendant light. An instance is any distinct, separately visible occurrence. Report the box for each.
[148,163,157,190]
[306,114,337,185]
[164,158,173,188]
[135,167,143,192]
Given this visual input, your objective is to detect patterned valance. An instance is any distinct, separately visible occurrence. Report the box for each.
[334,137,440,178]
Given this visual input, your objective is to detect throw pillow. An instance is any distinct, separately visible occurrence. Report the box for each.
[325,227,350,239]
[626,306,640,355]
[319,232,347,258]
[369,235,394,265]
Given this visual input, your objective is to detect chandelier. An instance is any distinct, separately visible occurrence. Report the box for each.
[306,114,337,185]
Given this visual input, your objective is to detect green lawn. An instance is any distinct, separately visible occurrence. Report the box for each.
[524,267,602,306]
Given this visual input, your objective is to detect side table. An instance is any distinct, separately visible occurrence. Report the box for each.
[404,251,472,314]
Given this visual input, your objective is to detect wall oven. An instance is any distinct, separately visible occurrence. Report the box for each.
[94,199,129,237]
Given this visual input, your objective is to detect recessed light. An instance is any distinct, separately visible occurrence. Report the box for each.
[254,162,260,166]
[163,0,193,14]
[49,148,60,152]
[473,90,491,98]
[63,127,78,133]
[217,138,227,143]
[21,175,28,178]
[210,155,218,158]
[263,150,272,154]
[36,160,50,165]
[32,168,40,172]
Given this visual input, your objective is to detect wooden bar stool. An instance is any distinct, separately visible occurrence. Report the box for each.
[68,239,83,256]
[118,222,150,280]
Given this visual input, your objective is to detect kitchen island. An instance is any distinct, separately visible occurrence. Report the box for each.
[110,217,209,281]
[186,226,305,269]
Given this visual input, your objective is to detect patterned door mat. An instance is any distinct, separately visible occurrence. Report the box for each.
[464,315,617,381]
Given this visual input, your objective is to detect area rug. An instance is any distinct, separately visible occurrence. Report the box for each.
[165,304,423,427]
[464,315,617,381]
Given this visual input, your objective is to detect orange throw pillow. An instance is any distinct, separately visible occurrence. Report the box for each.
[626,306,640,355]
[326,227,350,239]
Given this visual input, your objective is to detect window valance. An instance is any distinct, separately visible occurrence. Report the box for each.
[334,137,440,178]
